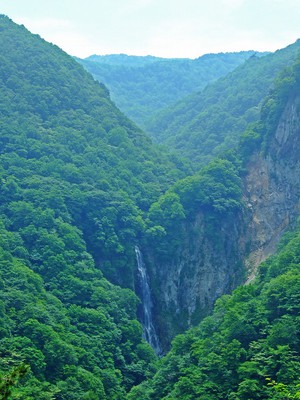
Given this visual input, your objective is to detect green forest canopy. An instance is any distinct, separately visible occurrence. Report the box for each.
[78,51,258,130]
[0,15,184,399]
[0,14,299,400]
[146,40,300,167]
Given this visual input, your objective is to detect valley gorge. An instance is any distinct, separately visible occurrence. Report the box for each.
[0,14,299,399]
[141,92,300,351]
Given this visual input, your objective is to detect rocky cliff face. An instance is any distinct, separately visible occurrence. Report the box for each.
[244,96,300,279]
[145,212,247,351]
[144,95,300,352]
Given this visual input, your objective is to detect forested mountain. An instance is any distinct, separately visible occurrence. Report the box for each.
[86,54,162,67]
[77,51,258,129]
[136,53,300,351]
[147,39,300,167]
[0,15,190,286]
[127,52,300,400]
[0,15,189,398]
[0,13,300,400]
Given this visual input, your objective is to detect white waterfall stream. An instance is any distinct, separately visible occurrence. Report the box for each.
[135,246,161,355]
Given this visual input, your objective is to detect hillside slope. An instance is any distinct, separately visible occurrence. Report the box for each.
[127,54,300,400]
[0,15,190,286]
[0,15,189,398]
[147,40,300,167]
[78,51,258,129]
[139,54,300,351]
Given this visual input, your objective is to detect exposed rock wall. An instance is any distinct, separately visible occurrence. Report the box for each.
[245,96,300,279]
[145,95,300,351]
[145,212,246,350]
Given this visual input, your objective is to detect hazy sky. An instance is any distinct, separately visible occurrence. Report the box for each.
[2,0,300,59]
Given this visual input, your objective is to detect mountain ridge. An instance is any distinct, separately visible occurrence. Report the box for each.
[0,14,299,399]
[146,39,300,167]
[78,50,260,129]
[0,15,186,398]
[139,54,300,351]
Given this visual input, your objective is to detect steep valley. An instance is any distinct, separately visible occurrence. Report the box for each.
[0,14,299,399]
[77,51,258,130]
[141,74,300,351]
[127,63,300,399]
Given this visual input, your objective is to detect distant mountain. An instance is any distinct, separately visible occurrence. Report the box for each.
[77,51,260,129]
[85,53,166,66]
[146,40,300,167]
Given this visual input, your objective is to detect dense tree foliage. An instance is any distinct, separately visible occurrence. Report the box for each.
[147,40,300,167]
[0,14,191,287]
[0,15,187,398]
[78,52,258,130]
[127,225,300,399]
[238,52,300,160]
[0,220,158,399]
[145,157,242,257]
[0,13,300,400]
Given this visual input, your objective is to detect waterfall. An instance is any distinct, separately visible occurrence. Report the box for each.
[135,246,161,355]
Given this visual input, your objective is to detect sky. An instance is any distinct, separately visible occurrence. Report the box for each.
[1,0,300,59]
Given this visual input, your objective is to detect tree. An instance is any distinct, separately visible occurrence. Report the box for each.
[0,363,29,400]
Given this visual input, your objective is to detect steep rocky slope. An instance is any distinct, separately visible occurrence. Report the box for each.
[245,95,300,277]
[143,66,300,351]
[128,223,300,399]
[146,211,246,349]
